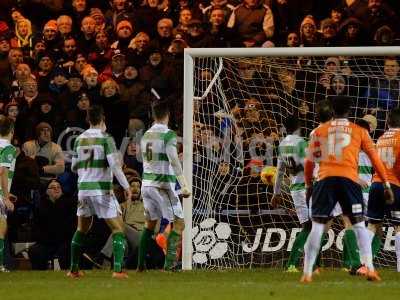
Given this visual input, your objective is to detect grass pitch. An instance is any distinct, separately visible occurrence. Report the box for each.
[0,269,399,300]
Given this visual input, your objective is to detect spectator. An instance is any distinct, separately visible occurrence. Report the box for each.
[299,15,321,47]
[173,8,192,37]
[149,18,174,54]
[111,19,134,54]
[119,64,146,104]
[100,79,129,146]
[77,16,97,54]
[42,20,60,54]
[81,65,101,104]
[362,57,400,137]
[124,139,143,175]
[87,30,113,72]
[66,92,90,129]
[35,52,55,92]
[200,0,234,24]
[286,31,299,47]
[127,32,151,68]
[10,18,34,57]
[28,179,76,270]
[227,0,274,47]
[353,0,400,42]
[58,36,78,69]
[320,18,338,46]
[134,0,167,38]
[22,122,65,184]
[99,49,126,83]
[57,15,73,38]
[338,17,366,46]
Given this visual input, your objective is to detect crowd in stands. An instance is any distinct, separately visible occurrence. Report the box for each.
[0,0,399,270]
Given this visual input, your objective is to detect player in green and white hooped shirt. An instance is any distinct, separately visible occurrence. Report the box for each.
[68,106,132,279]
[138,101,191,271]
[271,115,310,272]
[0,116,16,273]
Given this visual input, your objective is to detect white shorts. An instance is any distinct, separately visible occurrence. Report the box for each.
[141,186,183,222]
[77,194,121,219]
[291,190,309,224]
[297,193,342,221]
[331,202,343,217]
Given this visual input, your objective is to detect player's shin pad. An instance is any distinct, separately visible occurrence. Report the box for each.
[164,230,180,270]
[112,232,126,273]
[70,231,86,272]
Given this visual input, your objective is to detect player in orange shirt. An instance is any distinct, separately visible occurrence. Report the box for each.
[300,96,394,283]
[367,108,400,273]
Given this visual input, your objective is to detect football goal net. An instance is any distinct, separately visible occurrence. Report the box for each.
[182,47,400,270]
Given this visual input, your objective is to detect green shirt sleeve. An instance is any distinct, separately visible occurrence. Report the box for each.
[0,145,16,168]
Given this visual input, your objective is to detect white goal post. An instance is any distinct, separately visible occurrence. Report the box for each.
[182,47,400,271]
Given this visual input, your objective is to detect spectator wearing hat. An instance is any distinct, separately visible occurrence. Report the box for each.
[22,122,65,183]
[10,18,34,57]
[87,30,113,72]
[119,64,146,105]
[35,52,55,92]
[31,37,47,62]
[227,0,274,47]
[81,65,101,104]
[74,53,88,74]
[98,49,126,83]
[149,18,174,54]
[49,66,69,96]
[34,95,63,136]
[337,17,366,46]
[28,179,76,270]
[90,7,108,33]
[77,16,97,54]
[66,91,90,129]
[299,15,321,47]
[111,19,134,54]
[185,19,212,48]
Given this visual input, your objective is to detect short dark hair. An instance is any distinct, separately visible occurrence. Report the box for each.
[330,96,353,117]
[152,101,169,120]
[87,105,104,126]
[316,100,333,123]
[388,108,400,128]
[284,114,300,134]
[0,115,14,137]
[355,119,370,131]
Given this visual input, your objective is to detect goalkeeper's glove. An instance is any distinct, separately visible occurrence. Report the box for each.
[177,175,191,198]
